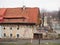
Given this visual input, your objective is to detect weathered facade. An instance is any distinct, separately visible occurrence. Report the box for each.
[0,7,41,39]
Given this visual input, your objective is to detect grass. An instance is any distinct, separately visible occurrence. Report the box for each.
[0,42,60,45]
[43,42,60,45]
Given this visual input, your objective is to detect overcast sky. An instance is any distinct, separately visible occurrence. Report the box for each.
[0,0,60,11]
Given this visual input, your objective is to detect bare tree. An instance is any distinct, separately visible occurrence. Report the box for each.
[47,16,53,32]
[58,10,60,20]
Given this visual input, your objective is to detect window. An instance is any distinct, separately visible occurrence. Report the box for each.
[30,26,33,28]
[10,27,12,30]
[10,34,12,37]
[17,34,19,38]
[3,27,5,30]
[17,28,19,30]
[17,25,19,30]
[4,33,6,37]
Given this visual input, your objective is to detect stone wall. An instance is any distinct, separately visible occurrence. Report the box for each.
[0,24,36,39]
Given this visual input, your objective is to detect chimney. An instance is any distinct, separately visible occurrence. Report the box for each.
[23,5,26,10]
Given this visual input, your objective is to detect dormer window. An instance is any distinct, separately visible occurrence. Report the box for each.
[4,16,28,22]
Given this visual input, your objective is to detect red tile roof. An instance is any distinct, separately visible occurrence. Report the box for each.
[0,7,40,24]
[0,8,6,16]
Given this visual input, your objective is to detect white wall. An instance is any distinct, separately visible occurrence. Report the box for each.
[2,24,35,39]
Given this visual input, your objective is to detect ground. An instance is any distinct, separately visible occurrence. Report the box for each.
[0,39,60,45]
[0,43,60,45]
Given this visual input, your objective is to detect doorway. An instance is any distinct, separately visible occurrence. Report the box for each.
[33,33,42,39]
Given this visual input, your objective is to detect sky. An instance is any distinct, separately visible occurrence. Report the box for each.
[0,0,60,11]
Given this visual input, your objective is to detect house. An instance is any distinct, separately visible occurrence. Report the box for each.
[0,7,41,39]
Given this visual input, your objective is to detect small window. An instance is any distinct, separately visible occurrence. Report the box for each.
[17,25,19,30]
[4,33,6,37]
[17,28,19,30]
[10,34,12,37]
[10,27,12,30]
[3,27,5,30]
[17,34,19,38]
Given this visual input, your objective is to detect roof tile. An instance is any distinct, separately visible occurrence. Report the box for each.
[0,7,40,24]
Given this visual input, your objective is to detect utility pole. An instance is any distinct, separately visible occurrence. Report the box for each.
[38,12,44,45]
[39,34,41,45]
